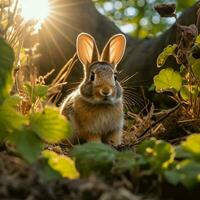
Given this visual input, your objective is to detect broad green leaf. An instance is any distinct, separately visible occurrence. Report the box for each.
[42,150,79,179]
[0,37,15,103]
[177,160,200,189]
[9,130,44,163]
[138,138,156,154]
[179,65,186,73]
[191,60,200,80]
[0,96,26,142]
[71,142,117,176]
[180,86,190,101]
[35,84,49,98]
[112,151,137,174]
[138,138,175,171]
[164,145,200,189]
[154,68,182,93]
[182,134,200,160]
[31,107,71,143]
[154,141,175,169]
[188,53,196,65]
[2,95,21,107]
[164,170,182,186]
[24,83,49,103]
[157,44,177,68]
[37,159,61,181]
[175,146,192,159]
[195,35,200,44]
[180,86,199,101]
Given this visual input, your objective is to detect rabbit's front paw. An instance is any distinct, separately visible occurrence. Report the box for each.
[86,134,102,143]
[107,132,122,146]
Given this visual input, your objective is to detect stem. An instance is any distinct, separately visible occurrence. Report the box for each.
[137,103,181,140]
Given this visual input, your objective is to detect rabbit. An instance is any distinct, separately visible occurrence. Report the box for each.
[60,32,126,146]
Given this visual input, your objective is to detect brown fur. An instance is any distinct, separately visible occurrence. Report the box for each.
[60,33,126,146]
[61,94,123,145]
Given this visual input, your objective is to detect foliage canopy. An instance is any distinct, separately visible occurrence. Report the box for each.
[94,0,196,37]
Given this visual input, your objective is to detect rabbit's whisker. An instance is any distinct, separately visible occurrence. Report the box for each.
[123,92,144,107]
[120,73,138,84]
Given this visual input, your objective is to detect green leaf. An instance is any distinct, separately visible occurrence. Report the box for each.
[31,107,71,143]
[0,96,27,142]
[154,68,182,93]
[138,138,175,171]
[191,59,200,80]
[180,86,199,101]
[180,86,190,101]
[157,44,177,68]
[181,134,200,160]
[0,37,15,103]
[9,130,44,163]
[35,84,49,98]
[154,141,175,169]
[179,65,186,73]
[24,83,49,103]
[2,95,21,107]
[195,35,200,44]
[37,159,61,181]
[148,84,155,92]
[163,137,200,189]
[177,160,200,189]
[42,150,79,179]
[188,53,196,65]
[112,151,137,174]
[175,146,192,159]
[138,138,156,154]
[71,142,117,176]
[164,170,182,186]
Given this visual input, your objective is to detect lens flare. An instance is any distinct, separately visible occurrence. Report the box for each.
[20,0,50,22]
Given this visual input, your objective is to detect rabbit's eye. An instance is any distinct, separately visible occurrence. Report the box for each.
[90,72,95,81]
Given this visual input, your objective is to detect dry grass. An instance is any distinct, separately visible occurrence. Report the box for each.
[47,53,78,105]
[123,105,166,146]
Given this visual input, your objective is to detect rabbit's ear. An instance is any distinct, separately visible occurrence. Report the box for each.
[77,33,99,66]
[101,34,126,67]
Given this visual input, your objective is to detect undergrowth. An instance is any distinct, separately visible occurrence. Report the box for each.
[0,1,200,200]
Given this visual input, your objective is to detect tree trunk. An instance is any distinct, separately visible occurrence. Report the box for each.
[38,0,199,90]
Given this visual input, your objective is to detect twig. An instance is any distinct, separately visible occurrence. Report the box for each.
[168,135,187,144]
[137,103,181,140]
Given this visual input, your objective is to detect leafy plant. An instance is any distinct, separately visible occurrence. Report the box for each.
[181,134,200,160]
[0,37,15,103]
[0,36,75,180]
[154,68,182,93]
[71,135,200,189]
[30,107,71,144]
[94,0,196,37]
[153,4,200,119]
[43,150,79,179]
[112,151,137,174]
[1,2,200,197]
[24,82,49,103]
[157,44,177,68]
[0,96,26,141]
[71,142,117,176]
[9,129,44,163]
[137,138,175,172]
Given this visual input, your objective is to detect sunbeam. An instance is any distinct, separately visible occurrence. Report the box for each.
[20,0,50,22]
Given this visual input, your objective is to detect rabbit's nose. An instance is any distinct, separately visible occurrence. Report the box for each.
[99,88,112,97]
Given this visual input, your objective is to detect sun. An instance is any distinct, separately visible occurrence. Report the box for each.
[20,0,50,22]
